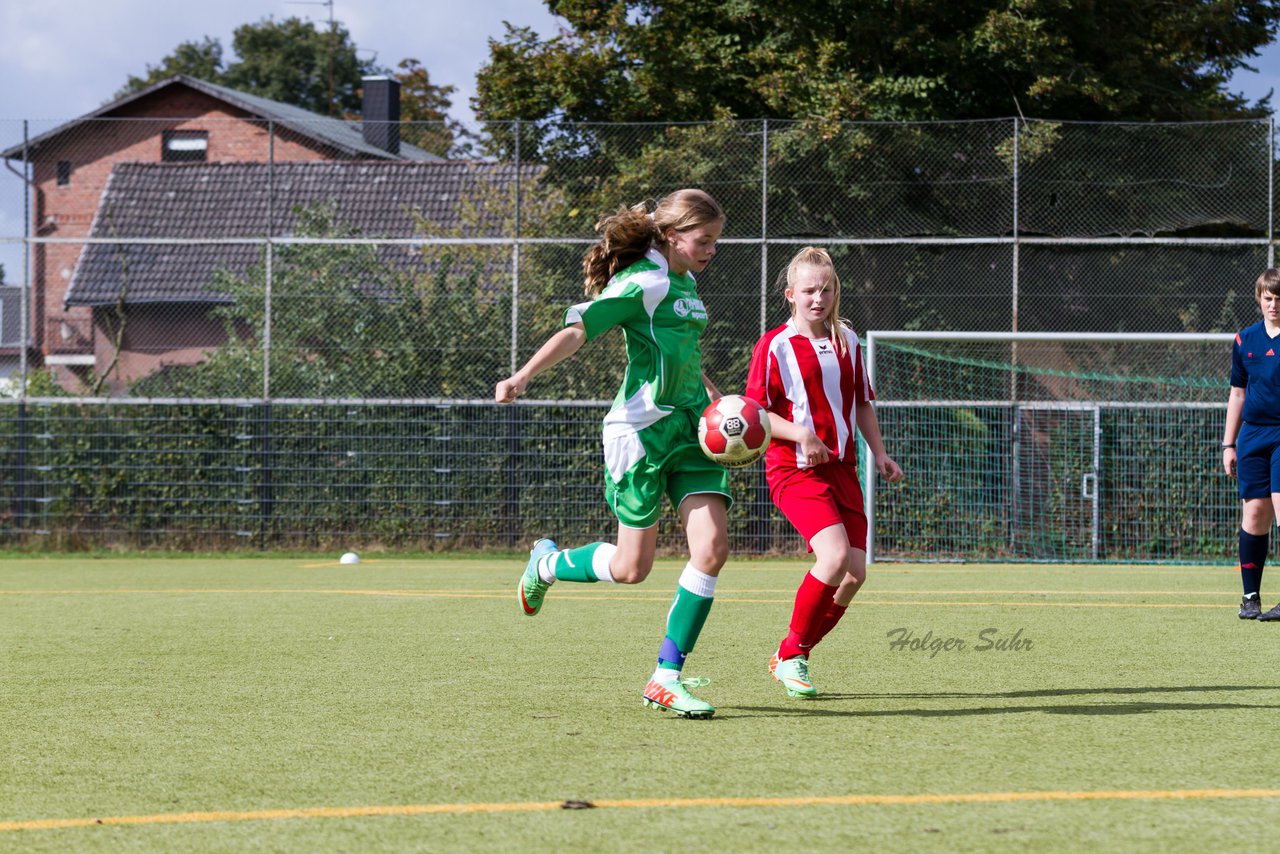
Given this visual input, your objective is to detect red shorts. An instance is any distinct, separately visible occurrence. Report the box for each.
[768,461,868,552]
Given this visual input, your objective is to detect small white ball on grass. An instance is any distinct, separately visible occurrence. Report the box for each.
[339,551,360,565]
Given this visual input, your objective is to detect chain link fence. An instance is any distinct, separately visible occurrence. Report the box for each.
[0,116,1272,555]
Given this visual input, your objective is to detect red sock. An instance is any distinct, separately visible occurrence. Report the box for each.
[778,572,837,659]
[811,602,848,649]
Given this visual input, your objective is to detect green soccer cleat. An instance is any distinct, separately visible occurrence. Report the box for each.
[518,538,558,616]
[643,676,715,719]
[772,654,817,698]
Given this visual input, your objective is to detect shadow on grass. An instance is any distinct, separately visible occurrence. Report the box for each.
[729,684,1280,718]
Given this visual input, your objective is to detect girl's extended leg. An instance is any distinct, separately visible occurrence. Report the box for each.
[516,525,657,616]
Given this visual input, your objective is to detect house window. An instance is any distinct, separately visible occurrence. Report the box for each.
[56,161,71,185]
[162,130,208,163]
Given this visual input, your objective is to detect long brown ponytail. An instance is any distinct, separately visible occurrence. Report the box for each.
[582,203,657,296]
[582,188,725,296]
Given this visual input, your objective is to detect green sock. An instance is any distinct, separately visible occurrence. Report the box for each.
[548,542,613,583]
[657,586,714,671]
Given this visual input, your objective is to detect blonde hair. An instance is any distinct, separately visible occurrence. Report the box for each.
[781,247,852,357]
[582,188,725,296]
[1257,268,1280,303]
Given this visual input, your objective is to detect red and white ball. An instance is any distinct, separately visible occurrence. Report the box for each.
[698,394,771,467]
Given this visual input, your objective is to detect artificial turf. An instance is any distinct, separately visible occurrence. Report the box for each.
[2,555,1278,852]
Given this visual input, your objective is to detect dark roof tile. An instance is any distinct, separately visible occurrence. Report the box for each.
[67,161,540,306]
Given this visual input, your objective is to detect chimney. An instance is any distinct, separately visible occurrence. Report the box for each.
[362,76,400,155]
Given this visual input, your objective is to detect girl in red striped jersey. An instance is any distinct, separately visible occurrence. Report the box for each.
[745,246,904,698]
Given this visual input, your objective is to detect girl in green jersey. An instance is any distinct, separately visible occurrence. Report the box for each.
[495,188,730,718]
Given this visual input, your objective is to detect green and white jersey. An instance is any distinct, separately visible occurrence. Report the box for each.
[566,248,710,479]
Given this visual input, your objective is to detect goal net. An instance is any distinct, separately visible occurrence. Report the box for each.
[863,331,1235,563]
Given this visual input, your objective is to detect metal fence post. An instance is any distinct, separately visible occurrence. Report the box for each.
[1270,116,1275,270]
[511,119,521,377]
[258,123,275,548]
[750,119,771,552]
[760,118,769,338]
[1010,117,1021,553]
[20,120,29,397]
[15,121,31,535]
[264,121,274,402]
[505,403,521,548]
[16,401,26,532]
[1012,116,1020,337]
[259,402,273,550]
[507,120,523,547]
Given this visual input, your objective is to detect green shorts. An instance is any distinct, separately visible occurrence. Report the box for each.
[603,407,732,528]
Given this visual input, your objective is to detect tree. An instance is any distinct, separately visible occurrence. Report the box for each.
[117,17,384,116]
[395,58,469,157]
[222,17,380,116]
[476,1,1280,126]
[469,1,1280,343]
[117,37,225,98]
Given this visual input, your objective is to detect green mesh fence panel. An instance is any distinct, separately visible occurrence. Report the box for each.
[0,401,787,553]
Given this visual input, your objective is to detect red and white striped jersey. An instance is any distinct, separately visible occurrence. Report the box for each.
[745,319,874,471]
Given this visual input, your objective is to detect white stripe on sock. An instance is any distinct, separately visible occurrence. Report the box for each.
[592,543,617,583]
[678,562,717,598]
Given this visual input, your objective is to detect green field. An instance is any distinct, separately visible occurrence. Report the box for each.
[2,555,1278,852]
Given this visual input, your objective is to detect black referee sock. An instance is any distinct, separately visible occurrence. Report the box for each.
[1239,529,1268,598]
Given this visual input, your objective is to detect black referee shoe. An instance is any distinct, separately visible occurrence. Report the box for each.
[1258,601,1280,621]
[1240,595,1262,619]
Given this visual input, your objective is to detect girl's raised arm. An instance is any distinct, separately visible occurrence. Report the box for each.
[495,324,587,403]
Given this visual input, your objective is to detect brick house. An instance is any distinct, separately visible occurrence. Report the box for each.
[0,74,440,392]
